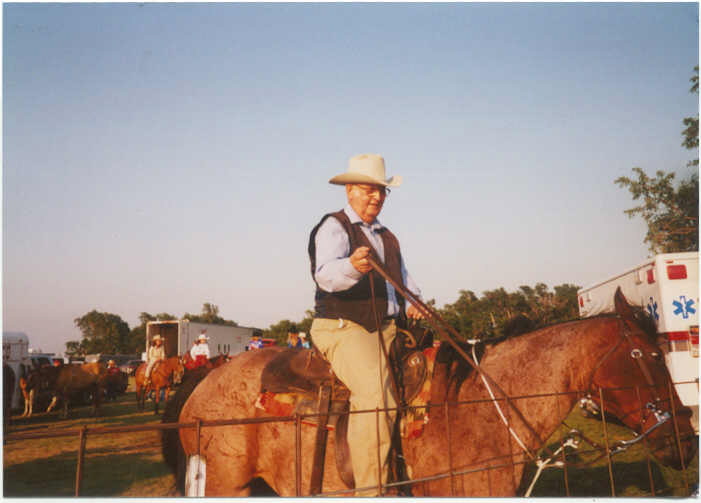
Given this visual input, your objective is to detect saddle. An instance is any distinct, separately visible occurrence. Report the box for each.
[258,348,354,490]
[257,327,438,494]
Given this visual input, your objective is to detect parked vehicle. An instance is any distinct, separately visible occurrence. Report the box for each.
[121,360,143,376]
[578,251,698,432]
[146,320,262,359]
[85,353,139,367]
[2,332,31,410]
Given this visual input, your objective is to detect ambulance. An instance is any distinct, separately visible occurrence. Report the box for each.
[578,252,699,432]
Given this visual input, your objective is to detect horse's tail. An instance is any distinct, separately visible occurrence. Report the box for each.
[161,367,211,495]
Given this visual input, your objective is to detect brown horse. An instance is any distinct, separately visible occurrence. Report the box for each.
[103,368,129,401]
[42,362,107,418]
[135,356,184,414]
[165,290,697,496]
[182,352,231,372]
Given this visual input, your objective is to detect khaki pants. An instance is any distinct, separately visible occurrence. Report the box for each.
[311,318,397,496]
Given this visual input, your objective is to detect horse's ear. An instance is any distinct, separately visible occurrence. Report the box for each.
[614,287,634,320]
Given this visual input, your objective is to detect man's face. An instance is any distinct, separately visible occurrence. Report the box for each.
[346,184,388,224]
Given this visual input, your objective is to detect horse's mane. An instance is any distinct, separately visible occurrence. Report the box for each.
[434,306,659,398]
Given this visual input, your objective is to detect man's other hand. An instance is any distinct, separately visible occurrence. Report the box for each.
[407,304,425,320]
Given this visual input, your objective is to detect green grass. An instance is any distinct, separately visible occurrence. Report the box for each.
[3,380,698,497]
[3,380,178,497]
[521,407,699,497]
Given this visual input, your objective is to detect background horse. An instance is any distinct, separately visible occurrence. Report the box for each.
[163,290,696,496]
[134,356,184,414]
[4,364,15,426]
[182,352,231,372]
[40,362,107,418]
[103,367,129,401]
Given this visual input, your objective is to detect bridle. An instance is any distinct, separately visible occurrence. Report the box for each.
[584,317,671,451]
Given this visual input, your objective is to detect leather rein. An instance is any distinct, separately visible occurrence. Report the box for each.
[367,257,547,460]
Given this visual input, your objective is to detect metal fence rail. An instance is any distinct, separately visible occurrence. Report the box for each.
[4,380,698,497]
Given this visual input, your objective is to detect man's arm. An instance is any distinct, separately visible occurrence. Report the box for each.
[314,217,364,292]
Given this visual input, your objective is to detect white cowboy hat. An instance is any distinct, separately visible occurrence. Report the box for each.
[197,333,209,342]
[152,334,163,342]
[299,332,306,338]
[329,154,402,187]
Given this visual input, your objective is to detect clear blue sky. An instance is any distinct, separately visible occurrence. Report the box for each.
[3,3,698,355]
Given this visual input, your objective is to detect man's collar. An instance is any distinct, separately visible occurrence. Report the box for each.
[344,205,383,231]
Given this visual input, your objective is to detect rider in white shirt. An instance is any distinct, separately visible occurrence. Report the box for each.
[190,332,211,360]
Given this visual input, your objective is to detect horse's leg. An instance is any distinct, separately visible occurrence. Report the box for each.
[203,454,253,497]
[19,379,28,417]
[154,386,160,415]
[21,388,29,417]
[92,385,101,417]
[137,383,146,411]
[46,394,58,413]
[180,421,259,496]
[28,389,34,417]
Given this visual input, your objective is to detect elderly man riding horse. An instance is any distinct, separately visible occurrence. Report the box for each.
[309,153,424,496]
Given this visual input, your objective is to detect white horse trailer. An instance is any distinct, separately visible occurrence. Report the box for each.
[578,252,699,432]
[145,320,260,359]
[2,332,32,410]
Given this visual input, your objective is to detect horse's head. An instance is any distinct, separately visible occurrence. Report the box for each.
[172,356,185,384]
[590,288,697,469]
[211,353,231,368]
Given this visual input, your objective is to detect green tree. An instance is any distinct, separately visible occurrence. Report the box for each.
[615,66,699,253]
[72,310,132,354]
[615,168,698,253]
[263,319,298,346]
[437,283,581,340]
[681,65,698,165]
[182,303,238,326]
[64,339,86,359]
[261,311,315,346]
